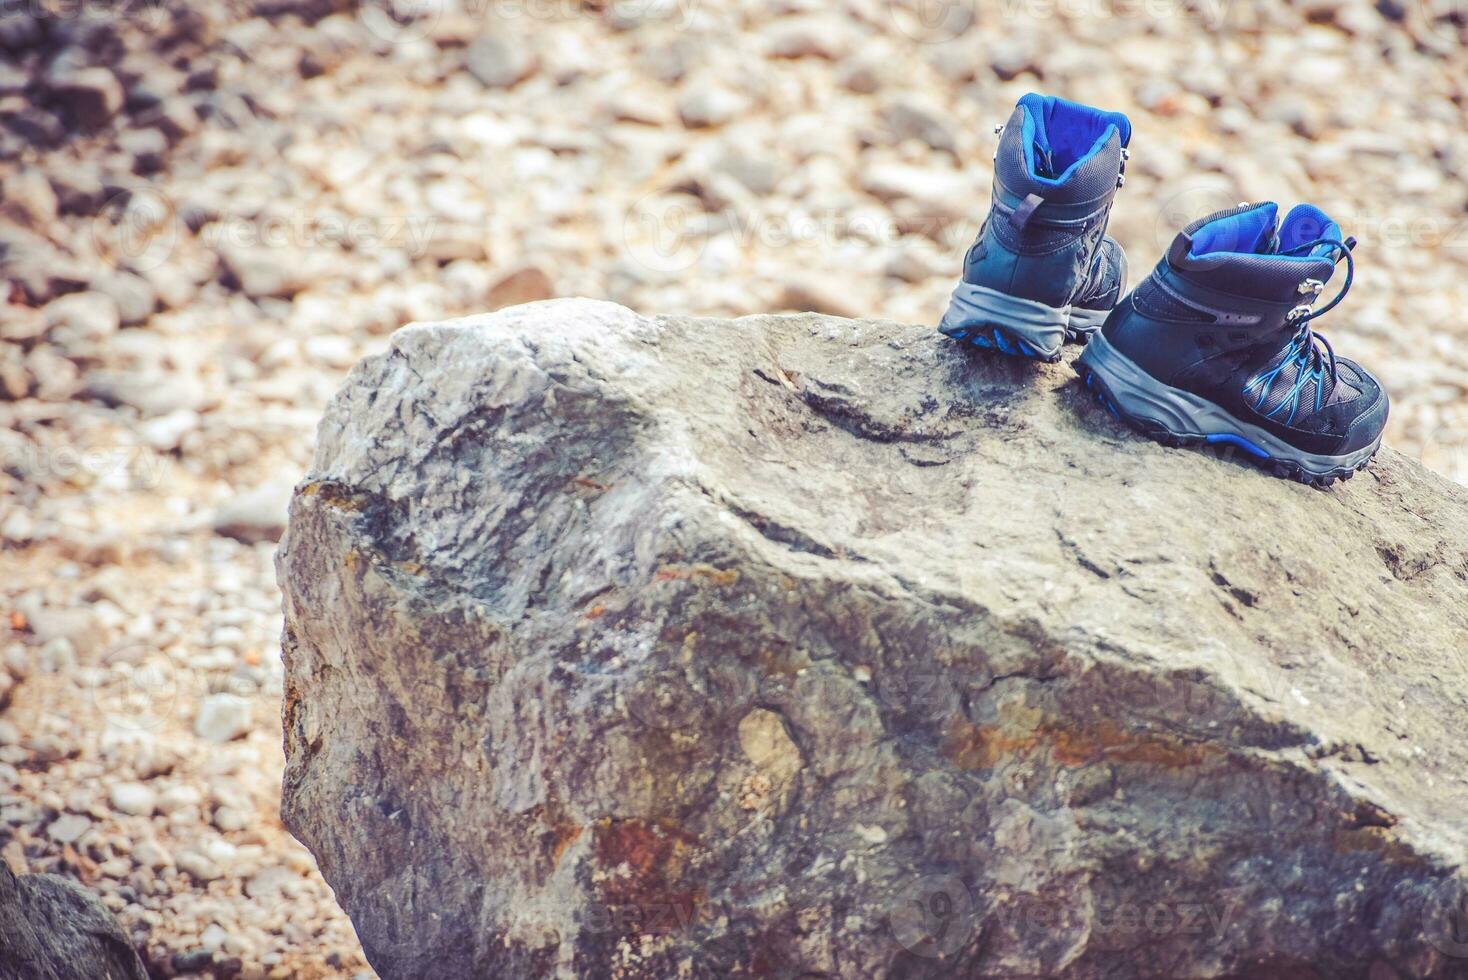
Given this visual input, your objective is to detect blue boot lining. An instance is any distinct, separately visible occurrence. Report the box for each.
[1017,93,1131,186]
[1188,202,1343,263]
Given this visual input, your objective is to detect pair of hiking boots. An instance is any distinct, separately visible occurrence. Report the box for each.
[939,94,1388,488]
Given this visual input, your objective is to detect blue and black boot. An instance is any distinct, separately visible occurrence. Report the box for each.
[1075,201,1388,487]
[939,93,1132,363]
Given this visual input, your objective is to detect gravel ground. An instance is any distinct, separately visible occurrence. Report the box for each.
[2,0,1466,975]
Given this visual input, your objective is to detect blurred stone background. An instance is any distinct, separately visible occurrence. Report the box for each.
[0,0,1465,975]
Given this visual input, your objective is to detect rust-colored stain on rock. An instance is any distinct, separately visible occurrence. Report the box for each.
[654,564,741,587]
[551,822,583,868]
[590,818,704,934]
[298,479,370,511]
[943,718,1219,772]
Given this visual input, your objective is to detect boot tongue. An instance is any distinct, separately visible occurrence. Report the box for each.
[1184,202,1343,282]
[1020,102,1060,179]
[1275,204,1343,260]
[1032,144,1058,179]
[1186,202,1279,258]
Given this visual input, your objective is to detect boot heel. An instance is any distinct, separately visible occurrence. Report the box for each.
[1065,305,1110,343]
[938,282,1068,362]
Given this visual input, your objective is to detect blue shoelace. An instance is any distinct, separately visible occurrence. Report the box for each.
[1245,237,1354,421]
[1279,237,1355,388]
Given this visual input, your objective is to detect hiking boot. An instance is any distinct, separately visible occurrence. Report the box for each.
[939,93,1132,362]
[1075,201,1388,487]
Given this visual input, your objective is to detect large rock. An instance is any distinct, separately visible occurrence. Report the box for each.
[278,299,1468,979]
[0,862,147,980]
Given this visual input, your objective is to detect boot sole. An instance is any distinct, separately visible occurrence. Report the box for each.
[939,283,1107,363]
[1075,332,1381,488]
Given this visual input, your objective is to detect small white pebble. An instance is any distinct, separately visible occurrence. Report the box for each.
[175,850,220,882]
[214,805,249,833]
[195,693,254,743]
[109,782,157,817]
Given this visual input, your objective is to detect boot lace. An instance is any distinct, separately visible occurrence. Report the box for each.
[1245,237,1354,422]
[1279,237,1355,388]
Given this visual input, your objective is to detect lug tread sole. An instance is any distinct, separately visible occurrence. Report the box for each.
[939,322,1063,364]
[1075,362,1377,489]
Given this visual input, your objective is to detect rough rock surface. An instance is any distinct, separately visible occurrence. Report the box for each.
[0,861,147,980]
[279,299,1468,979]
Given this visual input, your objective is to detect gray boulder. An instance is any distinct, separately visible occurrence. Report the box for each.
[278,299,1468,979]
[0,862,147,980]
